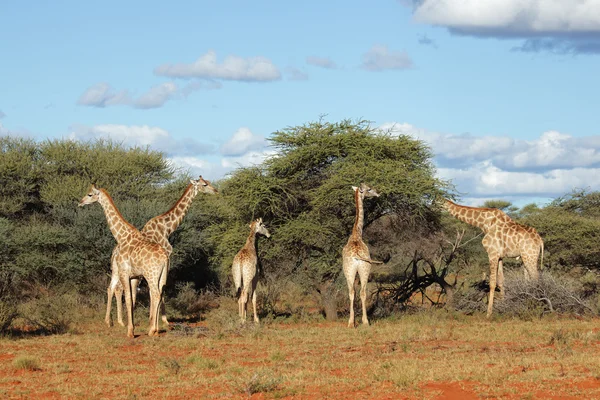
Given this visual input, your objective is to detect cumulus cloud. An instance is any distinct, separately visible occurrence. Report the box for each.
[154,50,281,82]
[411,0,600,54]
[220,127,268,157]
[133,82,178,109]
[380,122,600,201]
[181,80,223,97]
[306,56,338,69]
[77,83,131,107]
[361,45,413,71]
[77,80,221,109]
[68,124,213,156]
[286,67,309,81]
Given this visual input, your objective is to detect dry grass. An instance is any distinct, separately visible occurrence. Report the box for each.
[2,305,600,399]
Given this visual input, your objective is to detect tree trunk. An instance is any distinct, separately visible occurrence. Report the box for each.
[318,281,338,321]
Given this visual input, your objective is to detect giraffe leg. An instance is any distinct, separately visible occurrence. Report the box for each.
[160,299,169,326]
[486,257,499,318]
[251,278,259,324]
[105,279,117,327]
[148,290,160,337]
[115,284,125,327]
[345,269,357,328]
[358,265,371,326]
[239,286,249,323]
[497,259,505,300]
[522,253,540,281]
[121,276,135,338]
[131,278,140,308]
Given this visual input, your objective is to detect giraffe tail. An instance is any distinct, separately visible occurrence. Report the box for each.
[353,256,384,265]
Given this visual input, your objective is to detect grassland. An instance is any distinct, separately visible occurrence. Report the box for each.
[2,304,600,399]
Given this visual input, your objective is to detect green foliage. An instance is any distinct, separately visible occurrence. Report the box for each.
[522,191,600,270]
[0,299,18,333]
[208,119,449,298]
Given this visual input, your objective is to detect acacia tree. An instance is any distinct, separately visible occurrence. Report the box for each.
[207,119,449,319]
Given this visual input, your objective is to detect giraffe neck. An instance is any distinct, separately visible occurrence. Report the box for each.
[155,183,197,236]
[97,189,138,243]
[443,200,498,233]
[245,229,257,252]
[351,189,364,239]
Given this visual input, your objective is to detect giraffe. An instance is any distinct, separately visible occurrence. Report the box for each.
[105,176,218,327]
[342,183,382,328]
[232,218,271,323]
[79,184,169,338]
[442,199,544,317]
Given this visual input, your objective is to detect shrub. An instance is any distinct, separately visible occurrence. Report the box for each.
[19,291,80,334]
[0,299,18,333]
[453,270,593,318]
[167,282,219,319]
[13,356,41,371]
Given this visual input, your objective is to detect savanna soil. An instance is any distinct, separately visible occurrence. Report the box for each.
[2,308,600,399]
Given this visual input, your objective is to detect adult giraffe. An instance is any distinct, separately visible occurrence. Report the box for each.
[105,176,217,327]
[79,185,168,337]
[342,183,382,328]
[443,199,544,317]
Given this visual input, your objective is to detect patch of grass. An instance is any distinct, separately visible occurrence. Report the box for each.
[160,358,181,375]
[13,356,41,371]
[270,351,285,362]
[186,354,219,370]
[243,372,281,396]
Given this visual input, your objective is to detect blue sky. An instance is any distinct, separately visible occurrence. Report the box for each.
[2,0,600,207]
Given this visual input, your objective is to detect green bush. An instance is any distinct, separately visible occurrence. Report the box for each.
[0,299,18,333]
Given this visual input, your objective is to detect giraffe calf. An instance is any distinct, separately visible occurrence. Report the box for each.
[232,218,271,323]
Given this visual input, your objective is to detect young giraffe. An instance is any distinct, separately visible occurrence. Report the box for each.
[443,199,544,317]
[106,176,218,327]
[232,218,271,323]
[342,183,382,328]
[79,185,168,338]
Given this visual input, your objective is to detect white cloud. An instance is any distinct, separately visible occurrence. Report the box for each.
[133,82,178,109]
[220,127,268,156]
[361,45,413,71]
[77,83,131,107]
[221,150,276,171]
[68,124,213,156]
[78,80,221,109]
[181,80,223,97]
[414,0,600,33]
[306,56,338,69]
[411,0,600,54]
[380,121,600,201]
[154,50,281,82]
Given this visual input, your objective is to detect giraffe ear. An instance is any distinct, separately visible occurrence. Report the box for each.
[351,186,358,191]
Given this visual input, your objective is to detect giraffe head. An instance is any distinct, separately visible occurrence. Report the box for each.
[191,175,218,196]
[250,218,271,238]
[352,183,379,199]
[78,184,101,207]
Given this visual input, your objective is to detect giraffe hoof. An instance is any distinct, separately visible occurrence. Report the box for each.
[118,321,125,327]
[105,319,112,327]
